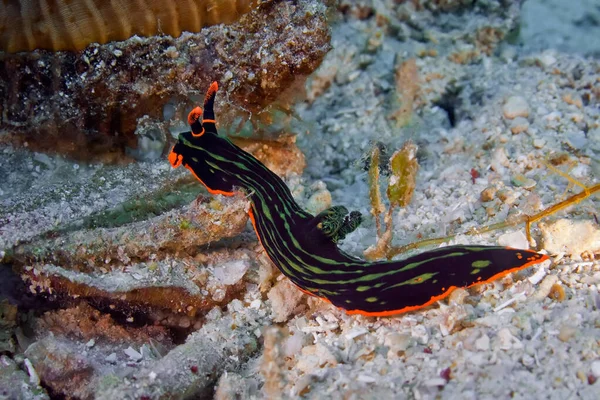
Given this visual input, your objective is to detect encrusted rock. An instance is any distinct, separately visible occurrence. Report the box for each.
[0,0,331,161]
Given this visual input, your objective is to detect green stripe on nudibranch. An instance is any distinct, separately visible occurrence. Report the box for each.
[472,260,492,268]
[168,82,550,317]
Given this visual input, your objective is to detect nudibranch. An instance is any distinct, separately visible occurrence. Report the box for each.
[169,82,549,316]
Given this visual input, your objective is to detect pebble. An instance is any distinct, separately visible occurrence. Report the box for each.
[411,325,429,344]
[521,353,535,367]
[385,332,413,357]
[532,275,558,301]
[447,288,469,305]
[480,187,497,202]
[423,378,447,387]
[496,188,520,205]
[283,333,305,357]
[315,343,339,366]
[558,325,577,342]
[305,188,332,215]
[357,375,377,383]
[268,280,305,323]
[511,174,537,189]
[563,132,587,150]
[250,299,262,309]
[213,259,250,285]
[491,147,510,172]
[475,334,490,351]
[591,361,600,378]
[510,117,529,134]
[536,51,557,68]
[124,346,143,361]
[497,328,523,350]
[533,138,546,149]
[497,231,529,249]
[503,96,530,119]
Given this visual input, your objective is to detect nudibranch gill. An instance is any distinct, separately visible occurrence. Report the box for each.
[168,82,549,317]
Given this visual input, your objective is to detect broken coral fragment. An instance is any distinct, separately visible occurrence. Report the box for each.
[95,311,259,399]
[13,193,249,271]
[21,249,253,325]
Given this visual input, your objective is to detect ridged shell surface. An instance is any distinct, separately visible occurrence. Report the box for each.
[0,0,257,52]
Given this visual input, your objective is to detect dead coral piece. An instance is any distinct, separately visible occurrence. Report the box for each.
[539,219,600,260]
[0,0,331,161]
[267,279,306,322]
[21,254,251,324]
[25,336,95,400]
[95,312,259,399]
[0,0,258,52]
[13,193,250,271]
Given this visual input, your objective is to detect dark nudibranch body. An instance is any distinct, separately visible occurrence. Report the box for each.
[169,82,549,316]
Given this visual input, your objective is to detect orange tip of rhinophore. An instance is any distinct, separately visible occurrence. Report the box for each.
[205,81,218,101]
[187,106,203,125]
[168,148,182,168]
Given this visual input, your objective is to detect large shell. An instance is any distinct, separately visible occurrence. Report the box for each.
[0,0,257,52]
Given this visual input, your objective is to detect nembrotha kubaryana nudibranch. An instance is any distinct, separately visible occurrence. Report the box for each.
[169,82,549,317]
